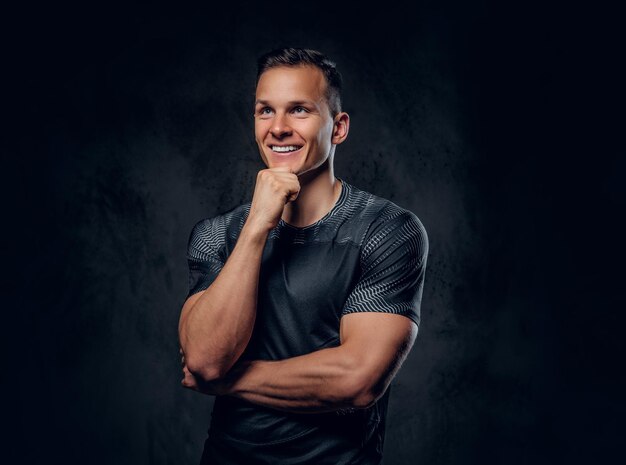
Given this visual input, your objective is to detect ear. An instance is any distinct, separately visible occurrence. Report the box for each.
[331,112,350,145]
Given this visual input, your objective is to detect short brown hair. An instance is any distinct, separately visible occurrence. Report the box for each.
[256,47,343,117]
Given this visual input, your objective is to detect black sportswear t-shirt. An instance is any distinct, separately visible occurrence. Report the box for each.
[186,179,428,465]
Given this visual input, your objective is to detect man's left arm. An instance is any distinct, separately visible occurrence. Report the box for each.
[182,311,417,413]
[182,209,428,413]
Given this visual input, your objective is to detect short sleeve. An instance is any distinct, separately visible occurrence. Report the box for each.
[341,209,428,327]
[186,219,225,299]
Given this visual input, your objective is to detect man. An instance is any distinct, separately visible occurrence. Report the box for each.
[178,48,428,464]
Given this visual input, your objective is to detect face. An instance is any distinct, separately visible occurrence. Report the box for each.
[254,65,349,176]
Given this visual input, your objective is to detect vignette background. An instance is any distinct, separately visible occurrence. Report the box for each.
[4,2,623,464]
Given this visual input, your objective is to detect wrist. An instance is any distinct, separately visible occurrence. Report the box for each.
[242,214,276,237]
[222,360,256,397]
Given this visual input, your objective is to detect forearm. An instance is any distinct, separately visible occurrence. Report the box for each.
[221,346,375,413]
[179,220,269,380]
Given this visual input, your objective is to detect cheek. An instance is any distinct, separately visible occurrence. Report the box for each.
[313,124,333,145]
[254,121,269,140]
[298,122,326,142]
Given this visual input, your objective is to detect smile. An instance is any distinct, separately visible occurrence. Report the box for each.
[271,145,302,153]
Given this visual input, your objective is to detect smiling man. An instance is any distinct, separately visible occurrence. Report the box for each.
[178,48,429,465]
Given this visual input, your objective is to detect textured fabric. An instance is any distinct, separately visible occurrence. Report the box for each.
[186,179,428,464]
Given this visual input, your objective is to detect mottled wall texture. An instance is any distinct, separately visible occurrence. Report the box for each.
[5,2,623,465]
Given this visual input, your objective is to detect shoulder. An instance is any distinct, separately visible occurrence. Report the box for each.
[187,202,251,259]
[343,181,428,252]
[190,202,250,235]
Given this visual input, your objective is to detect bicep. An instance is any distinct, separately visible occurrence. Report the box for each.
[178,290,206,342]
[339,312,418,394]
[342,210,428,328]
[187,218,226,298]
[181,219,225,335]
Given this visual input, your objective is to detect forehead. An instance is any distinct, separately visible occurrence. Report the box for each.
[255,65,327,102]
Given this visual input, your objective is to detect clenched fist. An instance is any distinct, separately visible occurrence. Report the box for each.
[247,167,300,233]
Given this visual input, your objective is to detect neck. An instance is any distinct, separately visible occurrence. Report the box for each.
[281,159,342,228]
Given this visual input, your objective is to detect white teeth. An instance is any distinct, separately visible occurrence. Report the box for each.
[271,145,301,153]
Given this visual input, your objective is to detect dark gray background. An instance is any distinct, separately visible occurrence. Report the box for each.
[4,2,624,465]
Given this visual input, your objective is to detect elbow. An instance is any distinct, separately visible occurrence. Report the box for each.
[349,387,378,410]
[340,373,382,410]
[185,356,228,383]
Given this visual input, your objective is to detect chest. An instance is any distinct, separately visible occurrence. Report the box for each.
[246,239,361,359]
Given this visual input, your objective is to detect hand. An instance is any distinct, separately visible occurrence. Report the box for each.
[181,363,230,396]
[247,167,300,232]
[181,356,253,397]
[180,347,198,390]
[180,346,234,396]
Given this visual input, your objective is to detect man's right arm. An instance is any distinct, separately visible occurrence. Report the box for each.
[178,168,300,383]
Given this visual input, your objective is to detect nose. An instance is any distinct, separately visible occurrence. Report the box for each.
[269,113,292,139]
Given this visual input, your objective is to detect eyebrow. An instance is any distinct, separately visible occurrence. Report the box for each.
[254,99,317,107]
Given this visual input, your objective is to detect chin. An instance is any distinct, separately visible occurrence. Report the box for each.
[267,155,307,174]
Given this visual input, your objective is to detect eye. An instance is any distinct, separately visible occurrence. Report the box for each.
[292,106,308,115]
[256,106,274,118]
